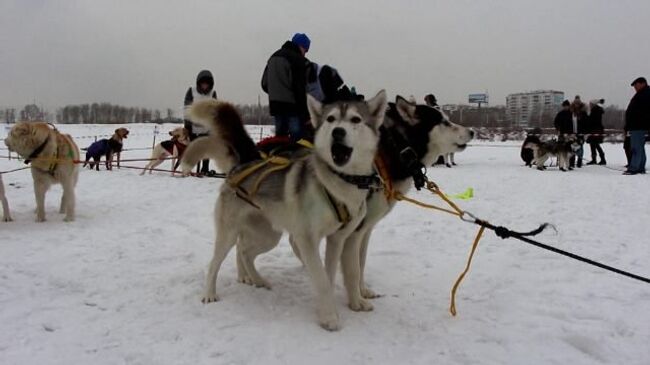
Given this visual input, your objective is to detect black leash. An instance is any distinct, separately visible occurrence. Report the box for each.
[468,218,650,284]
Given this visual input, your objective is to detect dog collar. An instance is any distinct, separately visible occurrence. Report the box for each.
[328,167,381,190]
[24,136,51,165]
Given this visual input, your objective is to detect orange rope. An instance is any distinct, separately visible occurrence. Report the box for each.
[393,179,487,317]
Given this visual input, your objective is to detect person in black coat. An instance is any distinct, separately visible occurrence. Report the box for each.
[586,99,606,165]
[554,100,573,134]
[624,77,650,174]
[261,33,310,142]
[183,70,217,175]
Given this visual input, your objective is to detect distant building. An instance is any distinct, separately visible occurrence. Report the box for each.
[506,90,564,127]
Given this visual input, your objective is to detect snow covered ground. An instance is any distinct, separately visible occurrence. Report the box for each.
[1,124,649,365]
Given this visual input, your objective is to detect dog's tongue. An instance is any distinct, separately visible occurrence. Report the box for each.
[331,143,352,166]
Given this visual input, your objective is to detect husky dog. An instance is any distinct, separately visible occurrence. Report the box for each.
[331,97,474,298]
[239,96,474,300]
[4,122,80,222]
[183,91,387,330]
[140,127,190,175]
[521,133,541,167]
[0,175,12,222]
[524,136,581,171]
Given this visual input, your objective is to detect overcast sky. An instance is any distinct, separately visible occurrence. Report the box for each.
[1,0,648,113]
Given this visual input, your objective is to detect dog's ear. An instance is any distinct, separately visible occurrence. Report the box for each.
[366,89,387,129]
[307,93,323,129]
[395,95,417,125]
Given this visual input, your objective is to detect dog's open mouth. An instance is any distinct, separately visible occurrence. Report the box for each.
[331,142,353,166]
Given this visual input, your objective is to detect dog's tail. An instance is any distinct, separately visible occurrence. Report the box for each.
[180,100,261,174]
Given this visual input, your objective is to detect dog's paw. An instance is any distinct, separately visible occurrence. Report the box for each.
[318,312,340,331]
[201,295,220,304]
[349,298,374,312]
[446,163,452,168]
[238,276,271,289]
[2,216,12,222]
[63,216,75,222]
[35,216,46,223]
[360,286,381,299]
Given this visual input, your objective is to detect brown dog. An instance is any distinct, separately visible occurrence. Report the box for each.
[82,127,129,171]
[4,121,80,222]
[111,127,129,168]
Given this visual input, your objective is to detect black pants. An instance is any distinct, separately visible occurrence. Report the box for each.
[589,142,605,162]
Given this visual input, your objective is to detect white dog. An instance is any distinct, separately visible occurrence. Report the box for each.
[183,91,387,330]
[4,122,80,222]
[140,127,190,175]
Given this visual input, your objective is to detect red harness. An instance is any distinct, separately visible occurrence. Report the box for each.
[161,140,187,157]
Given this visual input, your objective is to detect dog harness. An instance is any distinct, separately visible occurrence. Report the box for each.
[24,130,78,177]
[226,139,375,225]
[161,140,187,157]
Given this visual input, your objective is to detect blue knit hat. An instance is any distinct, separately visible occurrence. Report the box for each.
[291,33,311,52]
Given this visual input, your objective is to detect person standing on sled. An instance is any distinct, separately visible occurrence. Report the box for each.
[261,33,310,142]
[184,70,217,176]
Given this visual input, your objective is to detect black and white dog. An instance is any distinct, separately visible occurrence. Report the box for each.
[524,136,582,171]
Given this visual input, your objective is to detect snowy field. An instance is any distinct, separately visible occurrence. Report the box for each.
[1,123,649,365]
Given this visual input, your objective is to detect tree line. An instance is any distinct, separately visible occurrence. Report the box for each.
[2,102,626,129]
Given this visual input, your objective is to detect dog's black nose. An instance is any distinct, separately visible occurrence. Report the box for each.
[332,127,346,141]
[469,130,475,138]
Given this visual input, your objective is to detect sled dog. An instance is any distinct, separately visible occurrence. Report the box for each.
[524,137,581,171]
[237,96,474,300]
[141,127,190,175]
[184,91,387,330]
[329,97,474,298]
[83,127,129,171]
[4,122,80,222]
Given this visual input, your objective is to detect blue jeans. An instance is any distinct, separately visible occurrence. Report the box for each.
[628,130,647,173]
[274,115,303,141]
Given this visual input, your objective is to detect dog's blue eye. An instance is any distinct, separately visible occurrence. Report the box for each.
[326,116,336,123]
[350,116,361,124]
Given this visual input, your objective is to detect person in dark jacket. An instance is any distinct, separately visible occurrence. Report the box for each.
[624,77,650,175]
[261,33,310,142]
[555,99,586,168]
[586,99,606,165]
[306,62,353,104]
[554,100,573,134]
[184,70,217,176]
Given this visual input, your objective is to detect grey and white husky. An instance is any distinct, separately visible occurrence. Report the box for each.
[524,136,582,171]
[182,91,387,330]
[242,96,474,301]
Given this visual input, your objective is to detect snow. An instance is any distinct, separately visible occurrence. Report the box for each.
[1,124,649,365]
